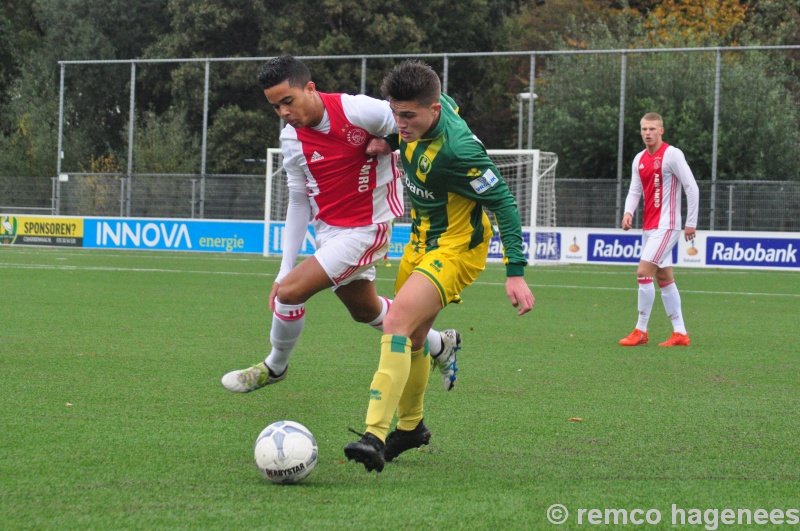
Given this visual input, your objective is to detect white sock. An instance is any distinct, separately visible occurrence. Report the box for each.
[636,277,655,332]
[428,329,444,357]
[367,296,391,331]
[264,299,305,375]
[660,281,687,334]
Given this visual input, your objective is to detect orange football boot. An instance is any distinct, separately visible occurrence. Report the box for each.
[659,332,691,346]
[619,329,648,346]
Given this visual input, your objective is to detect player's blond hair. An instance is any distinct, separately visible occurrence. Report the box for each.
[641,112,664,127]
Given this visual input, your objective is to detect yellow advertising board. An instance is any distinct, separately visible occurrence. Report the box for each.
[0,215,84,247]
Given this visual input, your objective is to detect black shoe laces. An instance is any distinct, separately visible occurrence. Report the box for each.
[348,427,365,438]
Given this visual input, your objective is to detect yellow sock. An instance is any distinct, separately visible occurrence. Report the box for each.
[365,335,410,442]
[396,344,430,431]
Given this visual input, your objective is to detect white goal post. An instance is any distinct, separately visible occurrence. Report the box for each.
[264,148,558,265]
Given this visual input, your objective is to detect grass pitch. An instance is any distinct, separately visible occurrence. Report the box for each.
[1,246,799,530]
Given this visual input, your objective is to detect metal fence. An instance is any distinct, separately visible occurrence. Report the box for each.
[3,46,799,232]
[0,174,266,220]
[556,179,800,232]
[4,174,798,233]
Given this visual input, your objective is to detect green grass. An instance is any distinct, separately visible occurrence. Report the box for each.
[1,246,799,530]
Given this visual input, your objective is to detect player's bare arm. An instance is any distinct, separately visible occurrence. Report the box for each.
[365,137,392,156]
[684,226,696,241]
[506,276,534,316]
[268,282,280,312]
[622,212,634,230]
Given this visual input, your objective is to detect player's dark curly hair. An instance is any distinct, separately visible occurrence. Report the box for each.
[258,55,311,90]
[380,60,441,105]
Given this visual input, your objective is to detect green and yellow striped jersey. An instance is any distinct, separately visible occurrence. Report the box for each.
[393,93,526,277]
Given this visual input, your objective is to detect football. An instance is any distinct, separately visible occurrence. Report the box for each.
[254,420,318,484]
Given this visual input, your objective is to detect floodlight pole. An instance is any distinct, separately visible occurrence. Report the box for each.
[360,57,367,94]
[56,63,65,215]
[517,91,538,150]
[126,62,136,217]
[616,52,627,229]
[200,61,210,218]
[710,49,721,230]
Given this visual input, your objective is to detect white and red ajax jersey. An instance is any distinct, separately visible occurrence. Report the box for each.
[625,143,699,231]
[280,92,403,227]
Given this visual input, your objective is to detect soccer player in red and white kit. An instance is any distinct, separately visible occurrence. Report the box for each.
[222,55,461,393]
[619,112,699,347]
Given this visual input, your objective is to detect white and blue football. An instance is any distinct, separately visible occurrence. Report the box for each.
[254,420,318,484]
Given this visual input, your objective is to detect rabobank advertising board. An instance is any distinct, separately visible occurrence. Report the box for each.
[705,235,799,269]
[83,218,264,253]
[586,233,679,264]
[551,228,799,270]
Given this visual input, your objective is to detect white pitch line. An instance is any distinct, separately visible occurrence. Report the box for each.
[0,262,271,276]
[2,261,799,298]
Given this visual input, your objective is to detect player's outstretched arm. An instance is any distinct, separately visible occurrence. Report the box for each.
[506,276,534,316]
[365,137,392,156]
[269,282,280,312]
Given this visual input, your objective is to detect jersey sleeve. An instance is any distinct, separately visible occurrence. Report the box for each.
[447,138,527,276]
[667,147,700,228]
[624,152,644,216]
[341,94,398,137]
[280,128,308,195]
[276,189,311,284]
[276,129,312,283]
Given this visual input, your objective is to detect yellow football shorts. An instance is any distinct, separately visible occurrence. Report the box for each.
[395,239,489,308]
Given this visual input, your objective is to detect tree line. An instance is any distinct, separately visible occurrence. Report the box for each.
[1,0,798,184]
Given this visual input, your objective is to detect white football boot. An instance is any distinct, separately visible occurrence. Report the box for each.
[221,362,287,393]
[431,329,461,391]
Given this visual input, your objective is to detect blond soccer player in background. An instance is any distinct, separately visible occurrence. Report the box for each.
[619,112,700,347]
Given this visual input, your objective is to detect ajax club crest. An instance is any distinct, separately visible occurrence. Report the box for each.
[346,127,367,146]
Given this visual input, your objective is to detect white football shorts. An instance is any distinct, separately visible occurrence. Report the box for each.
[313,221,391,289]
[641,228,680,267]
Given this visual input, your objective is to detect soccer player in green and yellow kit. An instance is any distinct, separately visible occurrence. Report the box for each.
[344,60,535,472]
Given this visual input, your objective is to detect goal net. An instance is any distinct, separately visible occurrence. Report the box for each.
[264,148,558,264]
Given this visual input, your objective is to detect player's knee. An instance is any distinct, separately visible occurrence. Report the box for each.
[636,265,655,278]
[381,312,414,337]
[655,270,673,284]
[275,282,307,305]
[349,306,375,324]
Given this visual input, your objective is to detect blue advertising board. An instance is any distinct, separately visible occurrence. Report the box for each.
[266,222,317,255]
[83,218,264,253]
[266,221,410,259]
[587,233,678,264]
[6,212,797,271]
[706,236,799,269]
[487,231,563,262]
